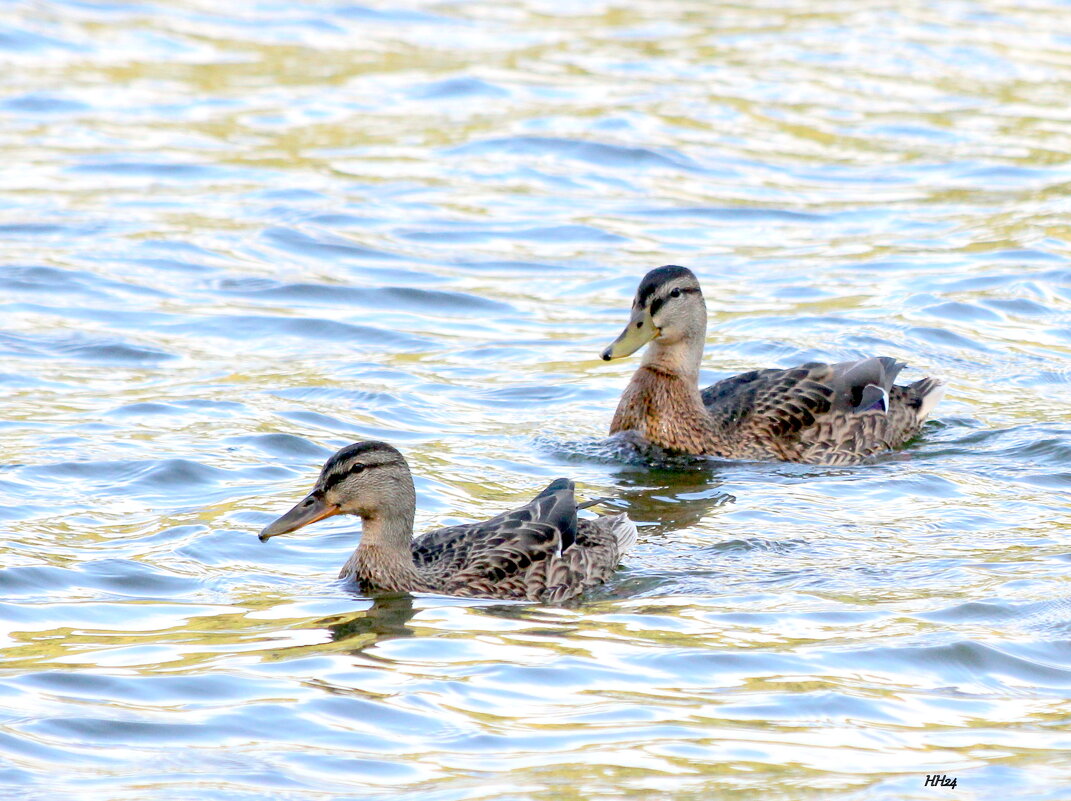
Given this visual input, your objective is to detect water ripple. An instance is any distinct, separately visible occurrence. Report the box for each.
[447,136,704,173]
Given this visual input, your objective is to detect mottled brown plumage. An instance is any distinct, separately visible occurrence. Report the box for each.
[601,266,945,465]
[259,441,637,603]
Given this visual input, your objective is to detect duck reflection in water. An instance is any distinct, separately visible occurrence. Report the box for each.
[605,462,736,538]
[533,429,737,537]
[320,593,419,653]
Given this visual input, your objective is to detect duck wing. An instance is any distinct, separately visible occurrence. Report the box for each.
[795,375,946,463]
[410,478,581,599]
[702,357,943,463]
[540,513,637,605]
[826,357,904,412]
[700,363,836,452]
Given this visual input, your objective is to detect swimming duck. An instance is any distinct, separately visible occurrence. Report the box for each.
[600,265,945,465]
[259,441,637,603]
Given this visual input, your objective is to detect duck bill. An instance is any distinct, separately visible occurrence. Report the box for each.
[259,493,339,542]
[600,308,658,360]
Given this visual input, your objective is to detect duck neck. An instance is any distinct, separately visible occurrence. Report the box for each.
[639,334,704,382]
[611,334,718,455]
[341,496,423,591]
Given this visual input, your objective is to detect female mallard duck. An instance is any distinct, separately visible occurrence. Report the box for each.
[259,441,637,603]
[600,265,945,465]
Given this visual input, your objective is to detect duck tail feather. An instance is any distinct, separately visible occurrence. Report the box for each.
[606,513,638,555]
[911,377,946,421]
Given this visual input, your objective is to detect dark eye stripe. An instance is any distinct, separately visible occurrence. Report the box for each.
[648,286,699,316]
[322,461,372,490]
[322,471,347,491]
[321,456,406,491]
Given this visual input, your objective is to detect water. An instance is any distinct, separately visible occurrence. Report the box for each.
[2,0,1071,798]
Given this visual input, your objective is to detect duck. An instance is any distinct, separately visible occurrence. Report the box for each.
[599,265,945,465]
[258,441,637,603]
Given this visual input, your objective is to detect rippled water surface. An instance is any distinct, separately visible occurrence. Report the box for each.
[3,1,1071,798]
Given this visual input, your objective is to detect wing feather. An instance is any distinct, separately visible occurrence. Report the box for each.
[702,364,835,451]
[410,482,630,602]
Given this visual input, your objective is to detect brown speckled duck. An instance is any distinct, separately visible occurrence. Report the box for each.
[259,441,637,603]
[600,265,945,465]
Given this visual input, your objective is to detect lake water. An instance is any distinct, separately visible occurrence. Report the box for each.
[2,1,1071,799]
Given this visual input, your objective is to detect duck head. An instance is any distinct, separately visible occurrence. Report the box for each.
[600,265,706,361]
[259,440,415,542]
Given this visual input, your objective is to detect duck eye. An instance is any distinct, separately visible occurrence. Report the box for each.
[635,320,643,329]
[351,464,365,475]
[670,287,682,298]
